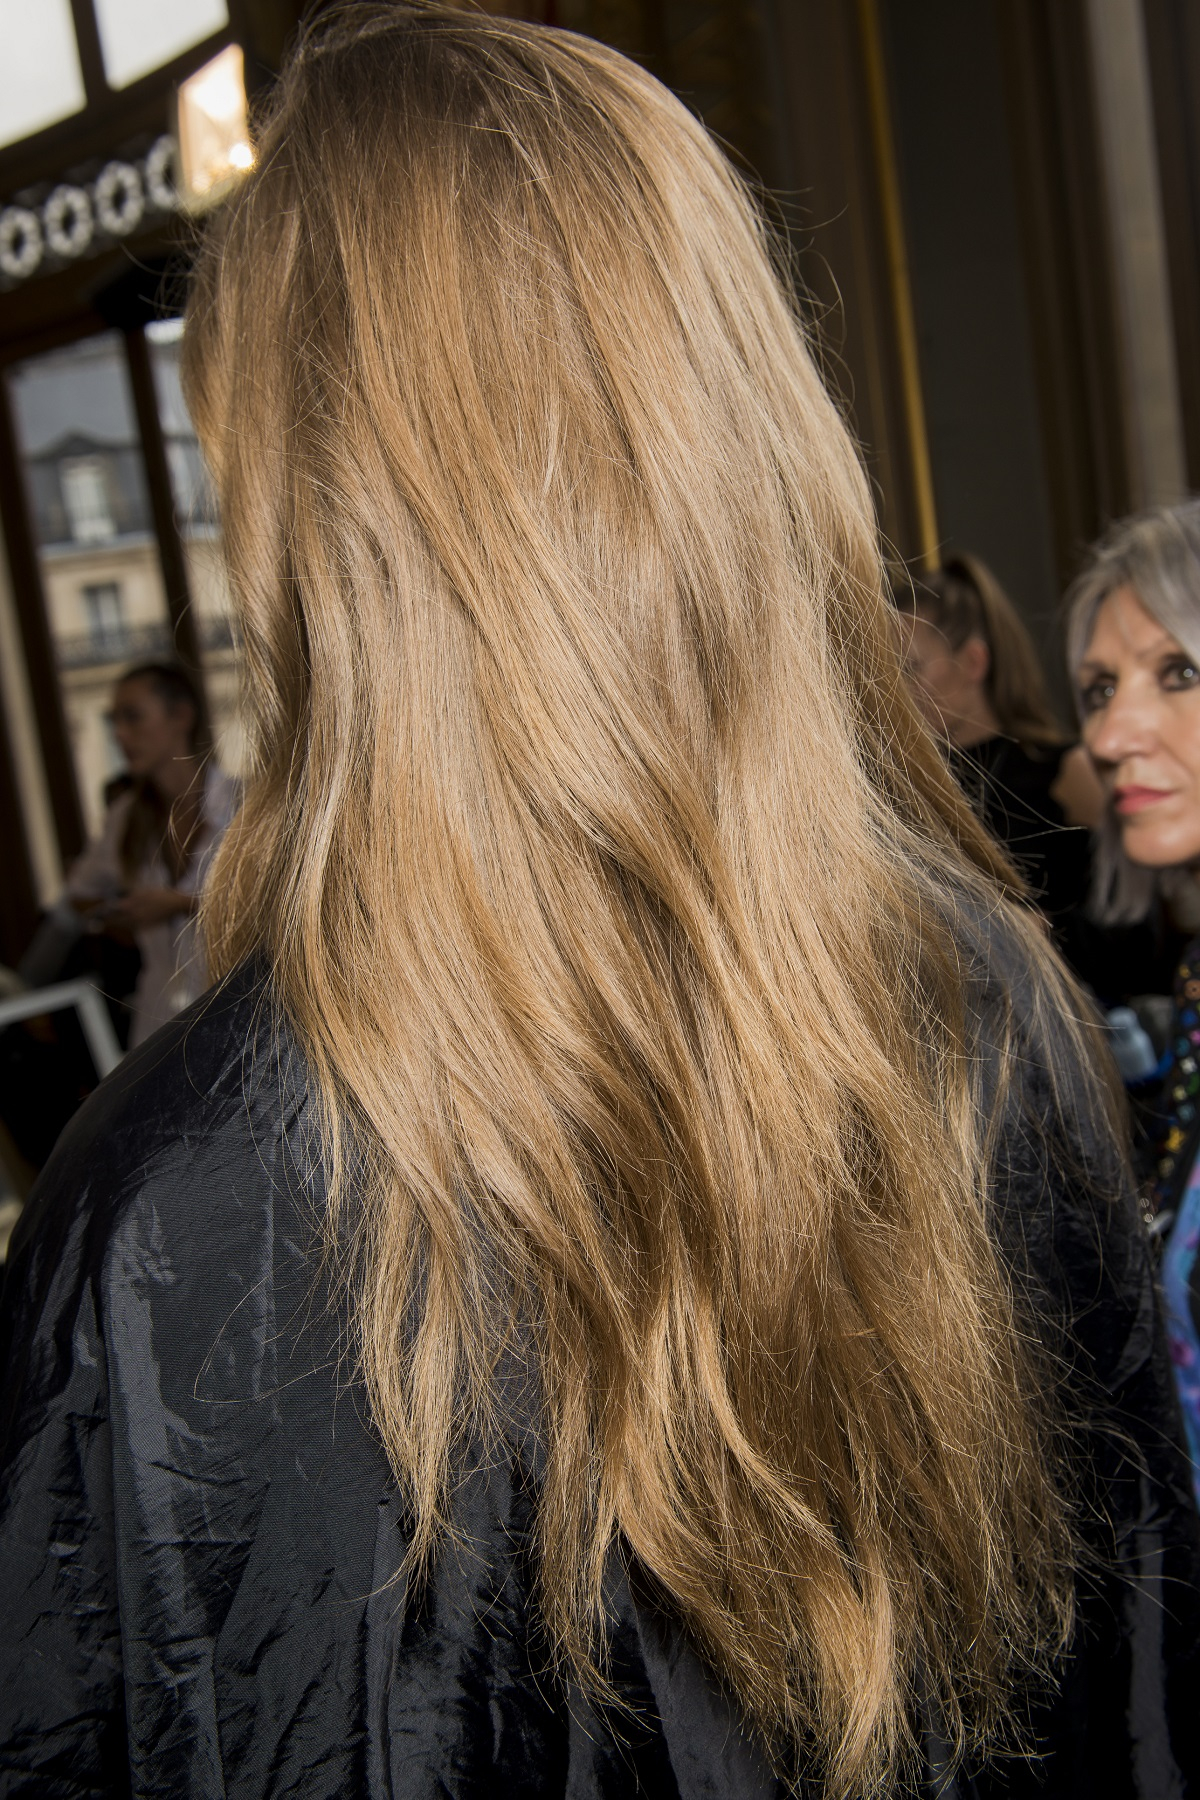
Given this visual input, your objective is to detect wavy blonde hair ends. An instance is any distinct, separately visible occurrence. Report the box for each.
[186,8,1073,1791]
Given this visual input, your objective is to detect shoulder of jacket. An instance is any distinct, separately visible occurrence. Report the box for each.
[16,963,289,1251]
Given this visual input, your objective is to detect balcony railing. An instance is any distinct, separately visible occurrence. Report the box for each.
[55,615,237,670]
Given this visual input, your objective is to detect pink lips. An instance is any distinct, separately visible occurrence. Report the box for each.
[1115,785,1173,814]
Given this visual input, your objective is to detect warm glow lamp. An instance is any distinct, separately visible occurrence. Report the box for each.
[176,44,253,212]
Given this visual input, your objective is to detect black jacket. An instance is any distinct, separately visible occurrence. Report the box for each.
[2,949,1199,1799]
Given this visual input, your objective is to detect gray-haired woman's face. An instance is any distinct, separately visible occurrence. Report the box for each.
[1079,584,1200,869]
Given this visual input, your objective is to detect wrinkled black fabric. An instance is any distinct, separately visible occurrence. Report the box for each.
[1,943,1199,1799]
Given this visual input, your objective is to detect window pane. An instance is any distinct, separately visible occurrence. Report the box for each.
[62,459,117,543]
[146,317,243,777]
[94,0,228,91]
[8,334,176,840]
[83,581,125,644]
[0,0,86,150]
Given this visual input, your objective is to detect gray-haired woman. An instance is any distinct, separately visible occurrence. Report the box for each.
[1069,497,1200,1493]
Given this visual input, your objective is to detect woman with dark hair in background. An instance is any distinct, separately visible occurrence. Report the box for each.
[1,10,1197,1797]
[63,661,238,1045]
[1070,498,1200,1493]
[894,556,1104,970]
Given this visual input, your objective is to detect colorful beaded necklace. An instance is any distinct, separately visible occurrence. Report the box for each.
[1153,938,1200,1218]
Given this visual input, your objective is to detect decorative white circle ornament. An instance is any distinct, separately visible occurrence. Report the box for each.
[0,206,42,279]
[144,137,179,213]
[0,135,185,286]
[94,162,145,237]
[43,185,93,258]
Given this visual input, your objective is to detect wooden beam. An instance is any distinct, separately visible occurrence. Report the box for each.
[758,0,937,562]
[0,375,86,864]
[856,0,939,565]
[68,0,110,107]
[121,326,211,746]
[0,697,41,965]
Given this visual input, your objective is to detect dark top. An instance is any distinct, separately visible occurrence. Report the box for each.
[948,737,1087,929]
[949,737,1183,1001]
[2,947,1199,1799]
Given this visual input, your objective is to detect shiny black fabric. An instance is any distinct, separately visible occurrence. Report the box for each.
[2,945,1200,1799]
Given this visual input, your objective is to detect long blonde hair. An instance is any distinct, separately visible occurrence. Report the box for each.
[186,7,1081,1791]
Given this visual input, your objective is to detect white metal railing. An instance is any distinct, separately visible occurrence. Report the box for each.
[0,978,122,1078]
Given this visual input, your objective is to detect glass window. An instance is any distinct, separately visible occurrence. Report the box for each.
[82,581,124,643]
[146,317,243,775]
[62,458,116,544]
[8,334,174,838]
[0,0,86,150]
[93,0,229,91]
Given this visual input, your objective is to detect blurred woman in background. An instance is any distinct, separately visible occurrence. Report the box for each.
[1070,499,1200,1491]
[2,663,237,1174]
[894,557,1102,968]
[65,661,237,1045]
[2,11,1197,1798]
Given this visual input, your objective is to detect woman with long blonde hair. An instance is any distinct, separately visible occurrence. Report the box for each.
[1,9,1197,1796]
